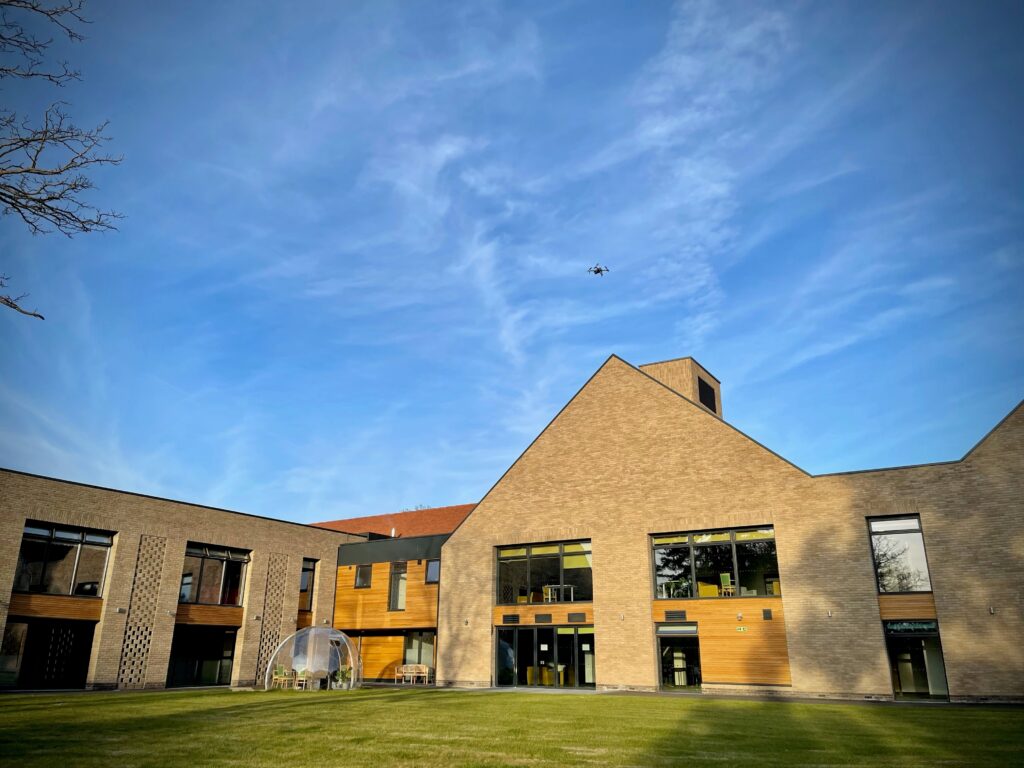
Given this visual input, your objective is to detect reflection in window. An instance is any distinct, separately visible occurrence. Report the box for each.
[869,517,932,592]
[388,562,407,611]
[652,527,780,599]
[425,559,440,584]
[178,543,250,606]
[13,522,113,597]
[496,541,592,604]
[654,544,693,598]
[404,631,435,667]
[354,564,372,589]
[299,558,317,611]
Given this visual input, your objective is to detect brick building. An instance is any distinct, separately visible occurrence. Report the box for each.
[0,472,359,689]
[2,353,1021,701]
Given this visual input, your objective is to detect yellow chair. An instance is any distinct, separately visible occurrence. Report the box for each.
[697,582,718,597]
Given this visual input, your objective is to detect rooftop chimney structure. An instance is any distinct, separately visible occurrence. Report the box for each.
[638,356,722,418]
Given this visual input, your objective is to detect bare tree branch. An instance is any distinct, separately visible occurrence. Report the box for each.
[0,103,122,235]
[0,274,44,319]
[1,0,119,319]
[0,1,85,84]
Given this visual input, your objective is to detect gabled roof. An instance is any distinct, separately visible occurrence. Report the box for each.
[314,503,475,538]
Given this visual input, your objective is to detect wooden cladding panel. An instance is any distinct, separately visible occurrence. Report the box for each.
[8,593,102,622]
[492,603,594,626]
[334,561,438,631]
[652,598,791,686]
[296,610,313,629]
[877,593,937,620]
[360,635,405,681]
[175,603,243,626]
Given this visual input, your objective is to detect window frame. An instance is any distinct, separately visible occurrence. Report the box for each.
[866,515,934,595]
[298,557,317,612]
[13,521,114,598]
[494,539,593,605]
[354,564,372,589]
[178,543,250,607]
[650,526,780,600]
[388,561,408,612]
[425,558,441,584]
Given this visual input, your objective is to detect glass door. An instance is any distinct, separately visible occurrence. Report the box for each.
[575,627,596,688]
[495,626,595,688]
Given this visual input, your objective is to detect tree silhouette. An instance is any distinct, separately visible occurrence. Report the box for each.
[1,0,121,319]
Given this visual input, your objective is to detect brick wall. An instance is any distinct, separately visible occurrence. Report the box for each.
[0,470,359,689]
[437,355,1024,700]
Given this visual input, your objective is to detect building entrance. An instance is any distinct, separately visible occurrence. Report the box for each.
[656,623,701,690]
[495,626,595,688]
[166,625,238,687]
[883,620,948,699]
[0,618,95,690]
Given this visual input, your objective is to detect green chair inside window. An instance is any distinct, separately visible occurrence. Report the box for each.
[720,573,735,596]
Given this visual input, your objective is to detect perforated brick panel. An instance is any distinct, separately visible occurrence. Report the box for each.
[117,535,167,689]
[255,552,289,686]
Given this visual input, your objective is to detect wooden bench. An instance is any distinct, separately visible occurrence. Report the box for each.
[394,664,432,685]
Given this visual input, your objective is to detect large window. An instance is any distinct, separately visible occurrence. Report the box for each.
[496,541,592,604]
[869,517,932,593]
[653,527,780,599]
[179,543,249,606]
[388,562,407,611]
[14,521,113,597]
[298,558,317,612]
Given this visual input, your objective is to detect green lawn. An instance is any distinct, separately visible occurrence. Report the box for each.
[0,688,1020,767]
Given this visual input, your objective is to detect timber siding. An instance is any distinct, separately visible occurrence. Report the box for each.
[437,355,1024,700]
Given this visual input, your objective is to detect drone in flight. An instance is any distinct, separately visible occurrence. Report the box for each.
[587,263,610,276]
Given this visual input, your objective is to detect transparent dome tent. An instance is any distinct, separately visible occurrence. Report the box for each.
[264,627,361,691]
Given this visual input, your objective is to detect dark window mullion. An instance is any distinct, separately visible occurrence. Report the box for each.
[68,541,83,596]
[558,543,564,603]
[730,533,738,599]
[688,540,697,598]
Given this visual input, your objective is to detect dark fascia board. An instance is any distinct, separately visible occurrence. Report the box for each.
[337,533,449,566]
[0,467,365,537]
[638,355,721,383]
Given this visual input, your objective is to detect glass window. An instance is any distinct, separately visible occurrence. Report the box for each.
[388,562,407,611]
[529,552,560,603]
[178,543,250,605]
[870,517,932,593]
[653,526,779,599]
[179,555,202,602]
[221,560,244,606]
[13,522,114,597]
[654,546,693,598]
[298,558,316,611]
[694,543,735,598]
[736,540,780,596]
[425,559,440,584]
[197,558,225,604]
[404,631,436,667]
[73,545,108,597]
[14,539,47,592]
[497,556,528,604]
[496,541,593,604]
[354,564,372,589]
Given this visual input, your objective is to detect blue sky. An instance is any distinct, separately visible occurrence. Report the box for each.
[2,1,1022,523]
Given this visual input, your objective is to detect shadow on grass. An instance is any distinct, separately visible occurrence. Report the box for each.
[1,688,1022,767]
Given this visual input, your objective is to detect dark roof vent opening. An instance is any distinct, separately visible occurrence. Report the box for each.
[697,377,717,414]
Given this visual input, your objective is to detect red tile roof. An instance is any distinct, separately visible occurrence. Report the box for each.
[313,503,475,538]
